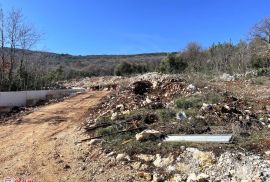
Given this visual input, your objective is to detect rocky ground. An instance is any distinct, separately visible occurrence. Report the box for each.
[68,72,270,182]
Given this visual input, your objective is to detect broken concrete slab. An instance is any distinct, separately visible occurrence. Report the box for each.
[163,134,233,143]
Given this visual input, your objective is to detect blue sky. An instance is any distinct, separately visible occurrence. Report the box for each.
[0,0,269,55]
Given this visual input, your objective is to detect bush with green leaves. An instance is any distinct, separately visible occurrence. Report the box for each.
[114,61,148,76]
[159,53,188,73]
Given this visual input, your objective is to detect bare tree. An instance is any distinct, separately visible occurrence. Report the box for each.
[5,8,23,90]
[0,7,5,86]
[182,42,204,71]
[18,24,40,90]
[235,40,249,73]
[250,17,270,58]
[0,8,41,90]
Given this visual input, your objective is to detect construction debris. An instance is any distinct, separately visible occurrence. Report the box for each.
[76,73,270,181]
[84,73,187,131]
[163,134,233,143]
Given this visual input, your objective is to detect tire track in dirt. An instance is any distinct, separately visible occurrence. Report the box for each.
[0,91,108,181]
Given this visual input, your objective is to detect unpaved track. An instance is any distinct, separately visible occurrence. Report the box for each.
[0,91,108,181]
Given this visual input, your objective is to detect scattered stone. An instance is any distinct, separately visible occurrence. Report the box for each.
[138,172,152,181]
[265,151,270,156]
[201,103,213,111]
[187,173,197,182]
[170,174,186,182]
[220,73,235,81]
[111,112,118,120]
[116,104,124,111]
[186,148,215,168]
[197,173,210,182]
[145,97,152,104]
[116,153,130,161]
[136,154,155,162]
[131,162,141,170]
[222,104,231,112]
[175,162,190,173]
[152,173,163,182]
[122,110,130,115]
[180,145,186,151]
[99,168,104,173]
[88,139,104,145]
[135,129,162,141]
[140,164,149,171]
[106,151,115,157]
[153,154,174,168]
[186,84,197,92]
[167,165,176,172]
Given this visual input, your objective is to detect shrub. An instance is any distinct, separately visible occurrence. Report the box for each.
[159,53,188,73]
[251,56,270,69]
[175,96,203,109]
[157,109,176,122]
[96,125,119,137]
[114,61,148,76]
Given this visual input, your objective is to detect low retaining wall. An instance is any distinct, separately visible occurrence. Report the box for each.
[0,89,85,108]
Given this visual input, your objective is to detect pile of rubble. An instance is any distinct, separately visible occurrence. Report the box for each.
[198,95,266,135]
[82,72,270,140]
[63,72,186,91]
[106,147,270,181]
[81,72,270,181]
[84,73,187,130]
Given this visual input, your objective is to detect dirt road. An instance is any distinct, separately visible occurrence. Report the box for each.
[0,91,108,181]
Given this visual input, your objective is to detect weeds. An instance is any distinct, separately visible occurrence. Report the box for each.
[175,92,222,110]
[157,109,176,122]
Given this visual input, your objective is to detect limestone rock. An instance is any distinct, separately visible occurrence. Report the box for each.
[111,112,118,120]
[88,139,104,145]
[116,153,130,161]
[187,173,197,182]
[197,173,210,182]
[136,154,156,162]
[131,161,141,170]
[135,129,162,141]
[153,154,174,168]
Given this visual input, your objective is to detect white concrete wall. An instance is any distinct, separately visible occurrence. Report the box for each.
[0,89,85,107]
[0,91,27,107]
